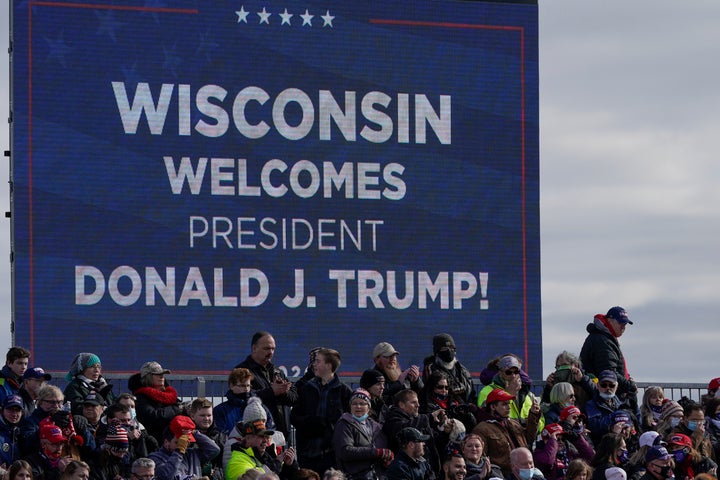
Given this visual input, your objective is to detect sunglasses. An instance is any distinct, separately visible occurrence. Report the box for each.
[504,369,520,375]
[599,382,617,388]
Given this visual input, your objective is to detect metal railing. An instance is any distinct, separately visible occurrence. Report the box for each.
[47,373,708,406]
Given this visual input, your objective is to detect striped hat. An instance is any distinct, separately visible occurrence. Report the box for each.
[106,425,129,449]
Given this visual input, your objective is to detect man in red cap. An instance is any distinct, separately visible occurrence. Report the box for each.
[149,415,220,480]
[472,388,541,477]
[580,306,639,419]
[702,378,720,407]
[25,423,67,480]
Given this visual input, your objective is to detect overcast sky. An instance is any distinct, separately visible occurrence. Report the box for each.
[1,1,719,383]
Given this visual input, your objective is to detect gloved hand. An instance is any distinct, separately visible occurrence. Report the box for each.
[176,434,190,454]
[377,448,394,462]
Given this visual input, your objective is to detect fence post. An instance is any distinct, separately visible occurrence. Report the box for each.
[197,376,206,399]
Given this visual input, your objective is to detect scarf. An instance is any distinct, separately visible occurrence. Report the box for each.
[134,385,178,405]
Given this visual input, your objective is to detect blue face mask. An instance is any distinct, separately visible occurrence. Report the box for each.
[617,449,629,464]
[687,420,698,431]
[673,450,687,464]
[599,392,615,401]
[352,413,369,422]
[519,468,542,480]
[669,417,681,428]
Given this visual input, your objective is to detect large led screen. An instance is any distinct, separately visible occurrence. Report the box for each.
[10,0,540,376]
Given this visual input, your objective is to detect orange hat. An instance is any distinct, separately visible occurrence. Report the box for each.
[169,415,196,442]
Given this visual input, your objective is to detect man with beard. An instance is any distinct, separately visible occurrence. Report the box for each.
[372,343,423,403]
[443,455,467,480]
[422,334,475,405]
[236,332,297,436]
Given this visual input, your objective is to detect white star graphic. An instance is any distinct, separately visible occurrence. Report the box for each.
[300,9,314,27]
[235,6,249,23]
[321,10,335,28]
[258,7,271,24]
[279,9,293,26]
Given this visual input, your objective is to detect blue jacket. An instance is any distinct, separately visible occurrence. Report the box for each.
[0,366,21,405]
[149,431,220,480]
[213,391,275,434]
[0,416,21,466]
[386,450,435,480]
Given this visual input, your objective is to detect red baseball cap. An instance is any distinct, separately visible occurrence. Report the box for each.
[560,405,583,421]
[709,377,720,391]
[169,416,196,442]
[668,433,692,449]
[543,423,564,437]
[486,388,515,404]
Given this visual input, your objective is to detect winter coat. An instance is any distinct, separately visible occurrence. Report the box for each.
[423,356,476,405]
[213,390,276,435]
[478,376,545,433]
[382,406,446,476]
[533,433,595,480]
[290,375,352,460]
[580,320,636,400]
[0,416,21,466]
[333,412,388,480]
[386,450,435,480]
[471,408,540,478]
[130,373,181,444]
[584,393,633,446]
[63,376,116,416]
[235,356,298,435]
[150,431,220,480]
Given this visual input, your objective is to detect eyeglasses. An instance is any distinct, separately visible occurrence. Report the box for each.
[567,394,576,398]
[435,385,449,390]
[599,382,616,388]
[504,369,520,375]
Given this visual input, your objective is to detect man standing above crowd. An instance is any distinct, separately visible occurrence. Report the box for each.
[0,347,30,405]
[19,368,51,419]
[291,348,352,475]
[580,306,639,417]
[423,334,475,405]
[372,342,423,403]
[236,332,297,436]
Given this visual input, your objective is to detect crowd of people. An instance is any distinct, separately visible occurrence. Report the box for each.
[0,307,718,480]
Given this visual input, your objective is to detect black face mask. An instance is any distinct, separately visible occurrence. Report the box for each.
[235,391,251,400]
[438,349,455,363]
[658,465,674,479]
